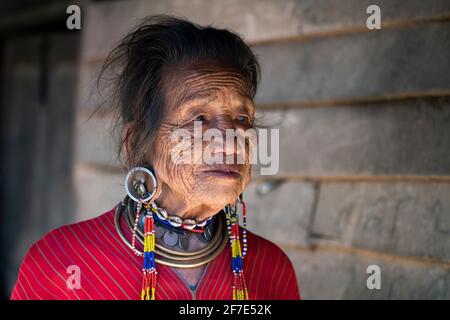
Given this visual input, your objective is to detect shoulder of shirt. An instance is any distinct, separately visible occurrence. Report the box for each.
[12,207,117,299]
[26,206,117,256]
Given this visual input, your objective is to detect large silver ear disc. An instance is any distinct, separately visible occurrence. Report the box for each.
[125,166,158,203]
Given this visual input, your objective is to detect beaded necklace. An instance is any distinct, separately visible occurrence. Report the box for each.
[128,184,249,300]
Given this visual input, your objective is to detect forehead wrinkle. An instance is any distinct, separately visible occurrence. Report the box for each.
[177,76,249,103]
[178,86,252,118]
[161,62,254,124]
[165,64,248,89]
[182,70,247,85]
[169,77,251,115]
[183,71,249,96]
[187,79,249,94]
[182,70,248,88]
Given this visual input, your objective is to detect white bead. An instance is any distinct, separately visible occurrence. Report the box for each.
[168,216,182,227]
[159,208,168,219]
[182,219,196,230]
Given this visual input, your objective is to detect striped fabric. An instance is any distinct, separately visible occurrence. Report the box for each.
[10,206,300,300]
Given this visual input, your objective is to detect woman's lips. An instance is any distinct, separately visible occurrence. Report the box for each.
[197,166,242,179]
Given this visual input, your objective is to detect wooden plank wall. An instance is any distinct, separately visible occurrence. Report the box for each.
[75,0,450,299]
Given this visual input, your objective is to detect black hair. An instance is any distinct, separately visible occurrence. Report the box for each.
[97,15,261,169]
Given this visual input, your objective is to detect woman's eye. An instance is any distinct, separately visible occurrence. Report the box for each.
[238,115,250,123]
[194,115,205,122]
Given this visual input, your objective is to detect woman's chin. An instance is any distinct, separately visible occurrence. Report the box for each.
[189,171,249,206]
[196,185,242,207]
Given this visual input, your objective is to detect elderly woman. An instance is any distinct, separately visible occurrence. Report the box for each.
[11,16,300,300]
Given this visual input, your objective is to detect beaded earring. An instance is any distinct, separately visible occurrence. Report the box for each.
[141,202,157,300]
[125,166,158,300]
[225,194,249,300]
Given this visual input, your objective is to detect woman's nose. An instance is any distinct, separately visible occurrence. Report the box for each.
[204,116,244,160]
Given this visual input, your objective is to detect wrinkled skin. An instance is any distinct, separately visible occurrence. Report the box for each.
[124,62,256,287]
[146,63,255,221]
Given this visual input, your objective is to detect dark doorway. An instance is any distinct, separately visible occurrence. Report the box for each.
[0,2,80,299]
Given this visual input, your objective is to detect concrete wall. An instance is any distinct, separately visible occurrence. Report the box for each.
[74,0,450,299]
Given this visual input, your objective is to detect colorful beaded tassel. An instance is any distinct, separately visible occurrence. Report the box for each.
[225,200,249,300]
[141,203,157,300]
[131,185,249,300]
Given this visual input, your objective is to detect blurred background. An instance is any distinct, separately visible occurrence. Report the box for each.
[1,0,449,299]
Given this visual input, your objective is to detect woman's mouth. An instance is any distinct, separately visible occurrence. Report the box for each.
[197,166,242,179]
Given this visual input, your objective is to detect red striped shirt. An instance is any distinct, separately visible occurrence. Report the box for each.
[10,207,301,300]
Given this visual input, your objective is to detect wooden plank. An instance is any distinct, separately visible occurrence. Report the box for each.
[253,22,450,103]
[80,0,450,62]
[254,97,450,176]
[312,182,450,261]
[285,248,450,299]
[245,181,316,247]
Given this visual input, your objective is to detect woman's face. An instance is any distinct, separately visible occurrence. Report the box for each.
[147,64,255,219]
